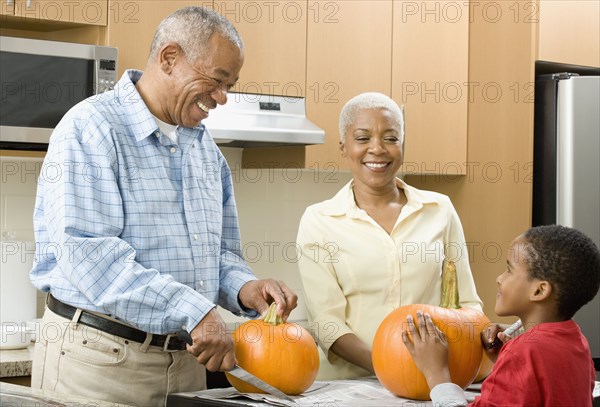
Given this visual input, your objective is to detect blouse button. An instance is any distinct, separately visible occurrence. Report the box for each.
[170,147,177,153]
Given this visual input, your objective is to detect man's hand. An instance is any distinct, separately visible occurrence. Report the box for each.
[402,311,451,389]
[238,279,298,320]
[186,308,235,372]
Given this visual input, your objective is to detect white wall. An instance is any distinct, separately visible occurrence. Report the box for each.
[220,148,352,323]
[0,156,42,243]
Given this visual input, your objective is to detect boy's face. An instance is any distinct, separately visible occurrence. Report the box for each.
[494,235,540,317]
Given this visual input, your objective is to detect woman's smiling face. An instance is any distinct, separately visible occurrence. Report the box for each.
[340,108,403,190]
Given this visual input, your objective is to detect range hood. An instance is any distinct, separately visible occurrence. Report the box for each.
[203,92,325,147]
[0,92,324,151]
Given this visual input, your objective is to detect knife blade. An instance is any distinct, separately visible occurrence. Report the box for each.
[178,330,296,402]
[227,363,296,402]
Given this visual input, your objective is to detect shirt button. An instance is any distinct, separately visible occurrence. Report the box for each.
[197,280,204,290]
[170,147,177,153]
[193,234,199,241]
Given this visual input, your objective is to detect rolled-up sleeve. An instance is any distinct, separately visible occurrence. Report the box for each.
[297,208,354,355]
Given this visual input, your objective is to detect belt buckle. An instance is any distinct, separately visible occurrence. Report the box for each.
[162,333,180,353]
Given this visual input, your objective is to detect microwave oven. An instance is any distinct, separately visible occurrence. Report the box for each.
[0,36,118,151]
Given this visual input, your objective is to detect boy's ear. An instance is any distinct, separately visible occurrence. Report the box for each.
[530,280,553,302]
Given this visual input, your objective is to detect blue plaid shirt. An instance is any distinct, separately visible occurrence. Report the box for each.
[31,70,257,334]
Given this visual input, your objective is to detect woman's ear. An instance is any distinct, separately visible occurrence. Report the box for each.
[531,280,553,302]
[340,141,346,158]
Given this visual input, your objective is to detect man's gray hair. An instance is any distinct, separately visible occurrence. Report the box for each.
[149,7,244,63]
[339,92,404,143]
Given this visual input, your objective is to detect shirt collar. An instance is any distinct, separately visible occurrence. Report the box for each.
[318,178,438,217]
[114,70,206,143]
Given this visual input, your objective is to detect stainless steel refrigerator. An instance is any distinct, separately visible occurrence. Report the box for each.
[533,61,600,369]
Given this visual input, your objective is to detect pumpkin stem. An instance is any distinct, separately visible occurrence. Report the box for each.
[440,259,460,309]
[263,302,283,325]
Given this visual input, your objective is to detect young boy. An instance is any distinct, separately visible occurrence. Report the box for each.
[403,225,600,406]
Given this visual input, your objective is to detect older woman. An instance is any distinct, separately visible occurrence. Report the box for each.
[297,92,483,380]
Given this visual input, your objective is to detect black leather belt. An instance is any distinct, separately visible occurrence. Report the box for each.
[47,294,187,351]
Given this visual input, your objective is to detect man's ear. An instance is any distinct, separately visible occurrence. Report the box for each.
[530,280,553,302]
[159,43,182,74]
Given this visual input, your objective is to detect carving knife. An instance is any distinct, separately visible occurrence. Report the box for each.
[178,330,296,402]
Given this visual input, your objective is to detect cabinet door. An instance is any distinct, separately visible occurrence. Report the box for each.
[392,0,469,175]
[14,0,108,25]
[0,0,15,16]
[106,1,213,75]
[305,0,393,171]
[214,1,307,97]
[538,0,600,67]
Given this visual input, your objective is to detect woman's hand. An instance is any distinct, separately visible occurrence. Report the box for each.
[402,310,451,389]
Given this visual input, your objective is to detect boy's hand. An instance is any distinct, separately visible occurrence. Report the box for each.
[481,323,510,363]
[402,310,452,389]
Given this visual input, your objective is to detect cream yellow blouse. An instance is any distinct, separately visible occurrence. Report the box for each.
[296,179,483,380]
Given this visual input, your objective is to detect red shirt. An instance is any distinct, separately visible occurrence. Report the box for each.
[471,320,595,407]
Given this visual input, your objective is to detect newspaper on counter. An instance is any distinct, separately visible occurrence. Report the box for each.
[171,377,482,407]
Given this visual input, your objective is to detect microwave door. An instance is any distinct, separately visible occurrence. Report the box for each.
[1,52,93,120]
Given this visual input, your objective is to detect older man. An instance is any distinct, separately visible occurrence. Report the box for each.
[31,7,296,406]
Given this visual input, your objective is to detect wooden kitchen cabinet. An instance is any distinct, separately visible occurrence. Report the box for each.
[1,0,108,46]
[391,0,469,175]
[242,0,394,170]
[3,0,306,92]
[109,1,306,93]
[303,0,393,171]
[538,0,600,67]
[245,0,468,173]
[0,0,15,16]
[13,0,108,26]
[214,1,307,98]
[106,1,213,75]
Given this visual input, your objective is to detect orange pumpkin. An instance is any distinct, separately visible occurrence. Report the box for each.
[372,259,491,400]
[474,351,495,382]
[225,303,319,395]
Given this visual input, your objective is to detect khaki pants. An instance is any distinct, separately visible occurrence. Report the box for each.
[31,307,206,406]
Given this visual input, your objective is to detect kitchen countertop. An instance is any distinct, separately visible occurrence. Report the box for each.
[0,381,133,406]
[0,343,34,378]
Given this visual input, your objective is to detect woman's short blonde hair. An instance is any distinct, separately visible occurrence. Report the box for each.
[339,92,404,143]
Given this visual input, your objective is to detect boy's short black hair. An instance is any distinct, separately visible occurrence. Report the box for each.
[523,225,600,319]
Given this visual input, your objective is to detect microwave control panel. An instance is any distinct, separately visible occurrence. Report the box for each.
[97,58,118,93]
